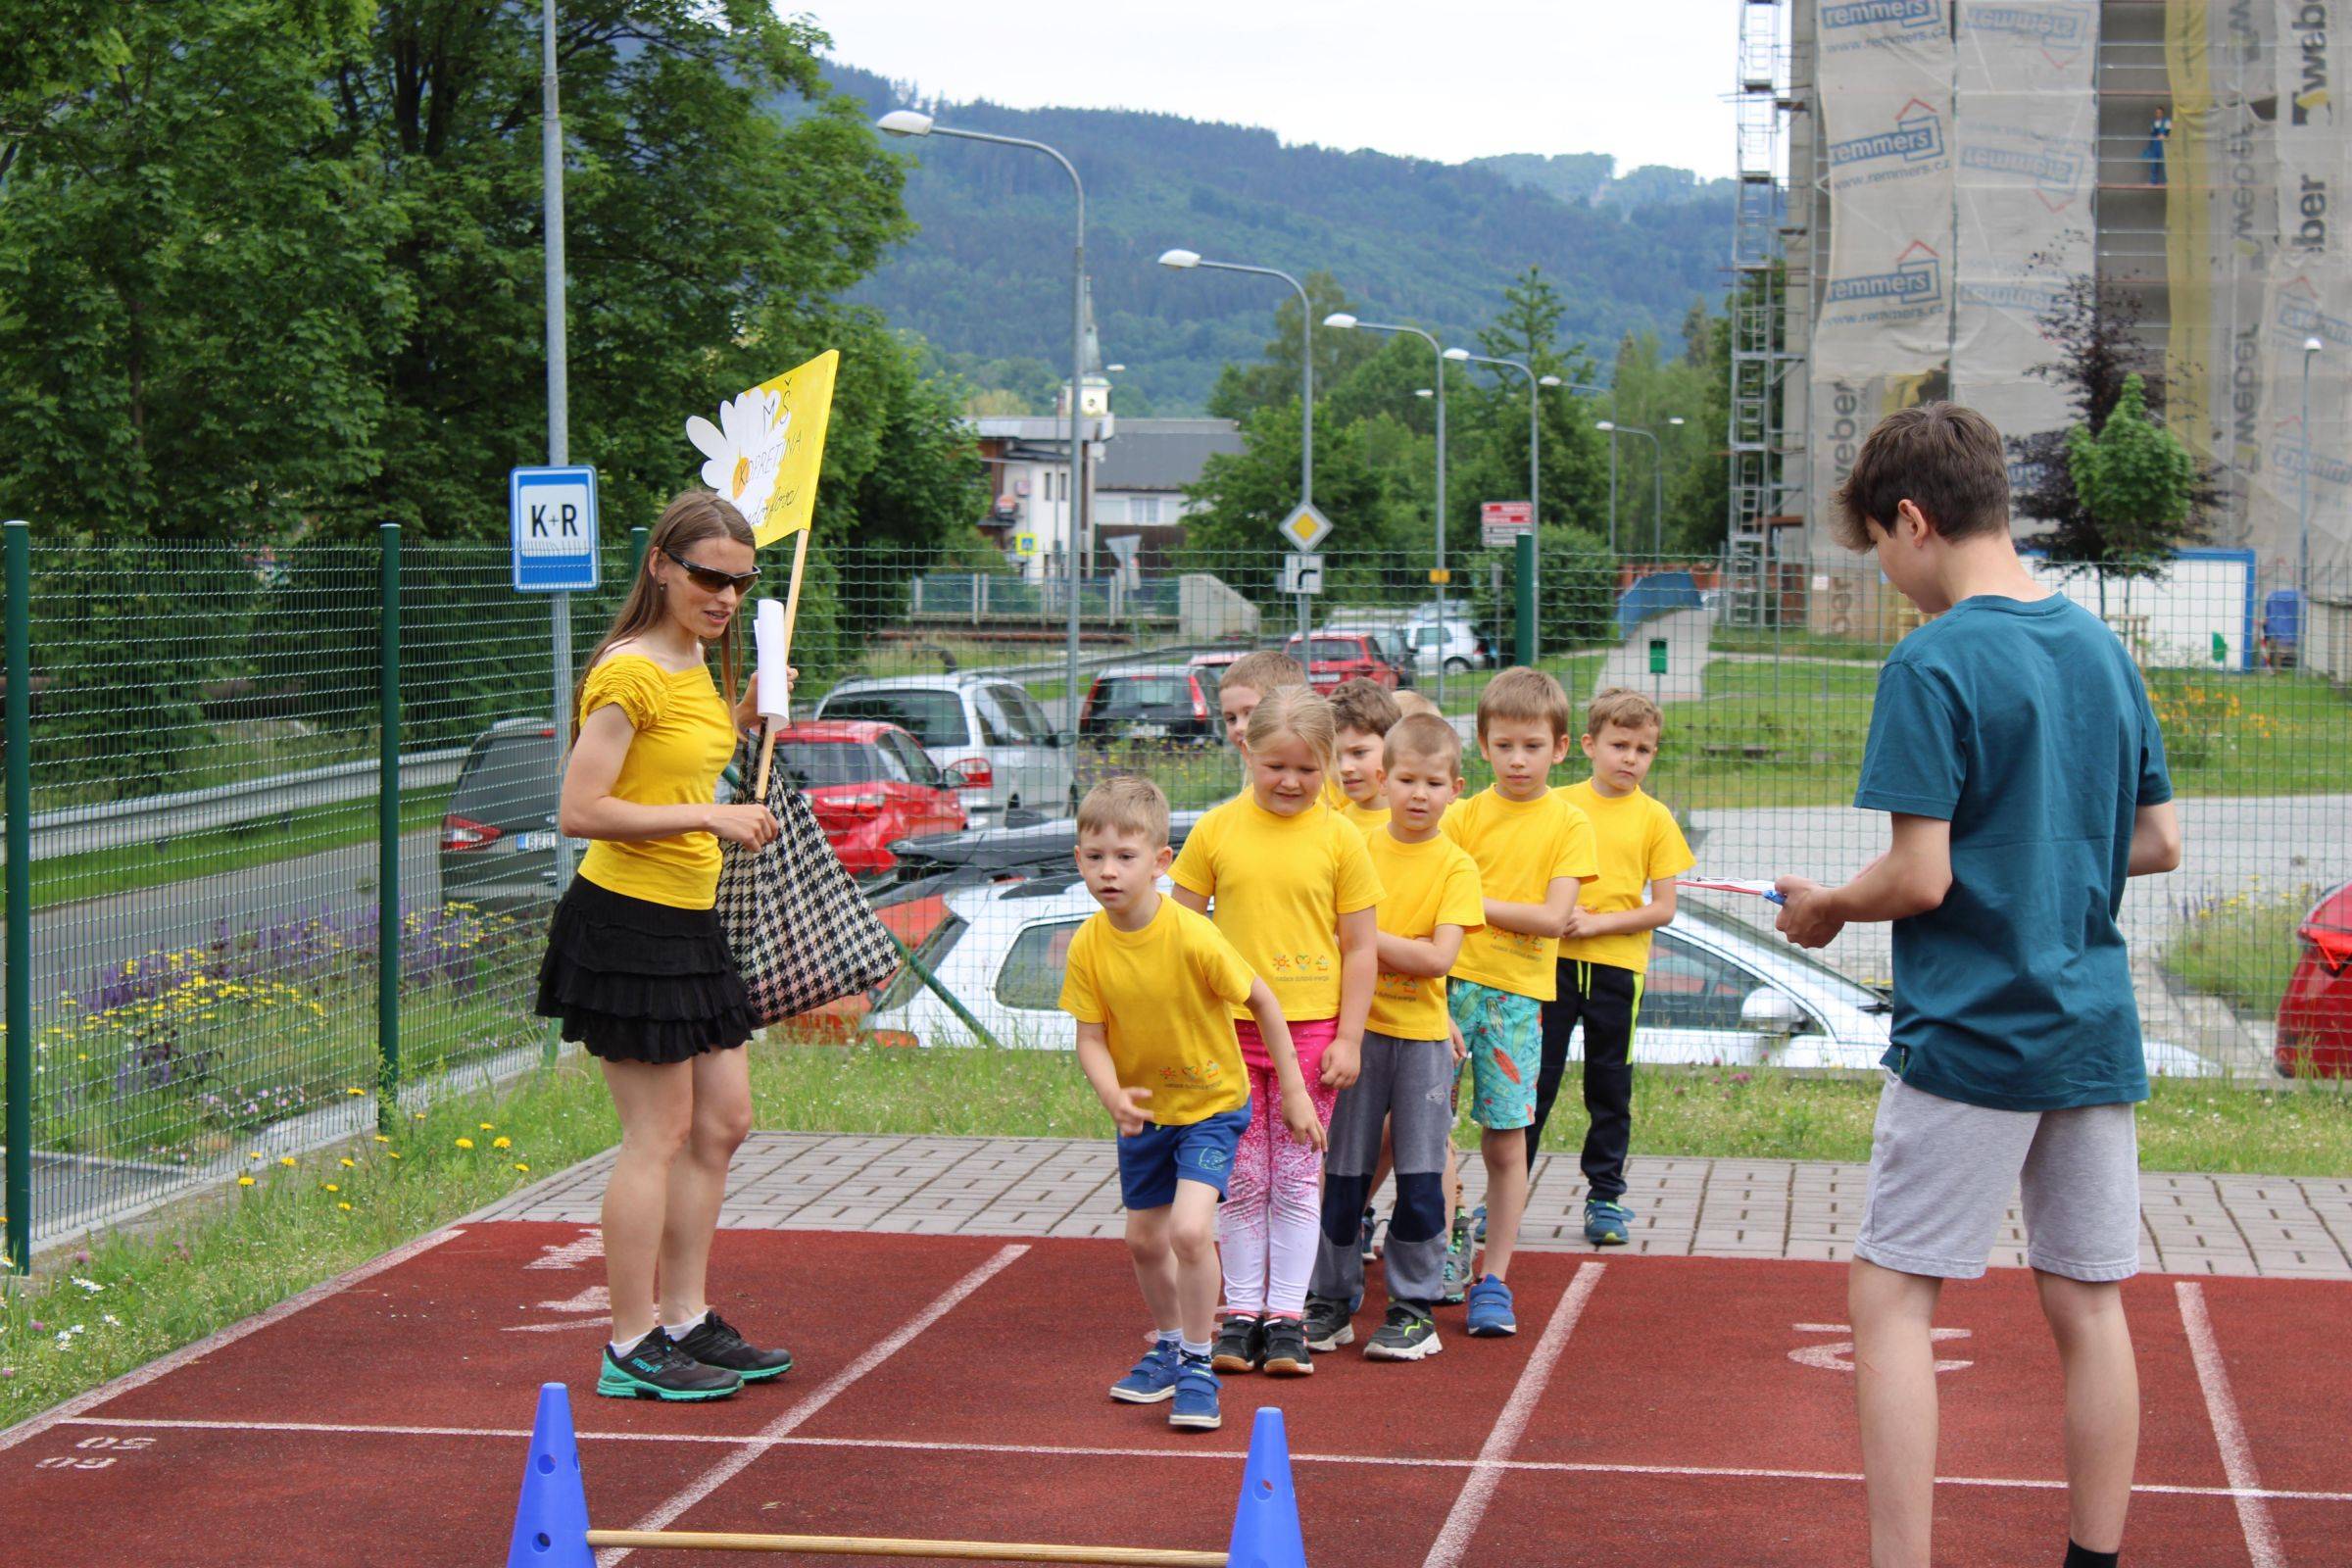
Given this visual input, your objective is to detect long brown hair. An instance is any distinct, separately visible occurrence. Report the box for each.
[573,489,757,738]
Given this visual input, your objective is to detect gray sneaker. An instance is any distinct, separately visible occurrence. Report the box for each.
[1363,1303,1443,1361]
[1301,1295,1354,1351]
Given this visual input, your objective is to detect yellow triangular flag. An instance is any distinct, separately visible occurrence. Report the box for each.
[685,349,840,548]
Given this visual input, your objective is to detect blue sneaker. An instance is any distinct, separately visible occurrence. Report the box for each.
[1584,1199,1634,1248]
[1471,1202,1488,1244]
[1169,1358,1222,1431]
[1464,1274,1517,1338]
[1109,1340,1181,1404]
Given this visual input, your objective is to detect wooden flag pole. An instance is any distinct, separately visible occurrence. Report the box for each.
[752,527,811,801]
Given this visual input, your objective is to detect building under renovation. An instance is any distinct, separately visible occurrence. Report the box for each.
[1740,0,2348,612]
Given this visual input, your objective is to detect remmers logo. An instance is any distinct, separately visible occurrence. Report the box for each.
[1822,0,1941,29]
[1827,241,1943,305]
[2291,2,2331,125]
[1830,98,1945,169]
[1970,6,2086,67]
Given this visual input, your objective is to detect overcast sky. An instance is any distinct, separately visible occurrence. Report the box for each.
[810,1,1741,180]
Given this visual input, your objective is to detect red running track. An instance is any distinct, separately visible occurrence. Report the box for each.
[2,1223,2345,1567]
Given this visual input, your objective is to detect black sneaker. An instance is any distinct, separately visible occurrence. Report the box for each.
[597,1327,742,1401]
[1357,1204,1380,1262]
[1210,1313,1264,1373]
[1260,1315,1313,1376]
[1363,1302,1443,1362]
[672,1310,794,1383]
[1301,1294,1355,1352]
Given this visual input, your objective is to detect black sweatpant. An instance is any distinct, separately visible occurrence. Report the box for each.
[1528,958,1642,1202]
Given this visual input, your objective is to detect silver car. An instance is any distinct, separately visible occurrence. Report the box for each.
[815,673,1077,825]
[864,881,2221,1078]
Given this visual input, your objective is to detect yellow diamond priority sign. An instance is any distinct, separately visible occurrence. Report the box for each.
[1278,502,1332,554]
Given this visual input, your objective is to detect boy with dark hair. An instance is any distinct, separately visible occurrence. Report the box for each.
[1775,402,2181,1568]
[1536,687,1693,1248]
[1328,678,1403,836]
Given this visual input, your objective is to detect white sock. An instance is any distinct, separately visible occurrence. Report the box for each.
[1154,1328,1181,1347]
[662,1308,708,1337]
[1179,1337,1212,1361]
[610,1329,652,1357]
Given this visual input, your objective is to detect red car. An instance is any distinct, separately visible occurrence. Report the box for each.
[2276,882,2352,1077]
[1281,633,1402,692]
[769,720,968,879]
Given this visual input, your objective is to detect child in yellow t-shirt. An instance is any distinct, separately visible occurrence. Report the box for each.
[1441,667,1595,1339]
[1171,686,1382,1379]
[1059,776,1318,1435]
[1540,688,1694,1247]
[1304,712,1483,1361]
[1328,677,1401,837]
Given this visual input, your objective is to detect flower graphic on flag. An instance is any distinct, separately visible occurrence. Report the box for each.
[686,387,788,528]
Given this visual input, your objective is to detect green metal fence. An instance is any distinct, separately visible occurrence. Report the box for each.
[3,528,2348,1262]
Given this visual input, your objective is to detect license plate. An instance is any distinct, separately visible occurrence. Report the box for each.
[1127,723,1166,739]
[515,831,560,853]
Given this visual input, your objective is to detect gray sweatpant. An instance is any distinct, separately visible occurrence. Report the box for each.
[1311,1031,1455,1308]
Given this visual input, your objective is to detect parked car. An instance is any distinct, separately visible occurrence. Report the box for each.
[772,720,968,879]
[864,888,2219,1072]
[1319,622,1421,690]
[1397,616,1486,675]
[1077,665,1220,746]
[2276,881,2352,1076]
[437,718,575,909]
[815,672,1077,824]
[885,808,1209,887]
[1280,632,1403,692]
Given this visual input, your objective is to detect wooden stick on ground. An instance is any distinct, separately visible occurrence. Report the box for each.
[582,1532,1224,1564]
[751,528,811,801]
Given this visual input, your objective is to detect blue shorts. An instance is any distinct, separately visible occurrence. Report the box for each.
[1116,1107,1251,1210]
[1449,979,1542,1131]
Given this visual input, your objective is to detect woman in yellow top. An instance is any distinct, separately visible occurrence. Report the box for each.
[535,489,789,1403]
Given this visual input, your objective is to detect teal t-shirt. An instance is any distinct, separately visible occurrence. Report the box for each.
[1855,594,2172,1111]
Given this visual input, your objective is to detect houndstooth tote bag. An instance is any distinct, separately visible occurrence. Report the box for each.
[714,734,902,1026]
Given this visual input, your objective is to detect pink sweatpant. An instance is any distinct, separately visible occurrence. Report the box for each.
[1219,1020,1340,1318]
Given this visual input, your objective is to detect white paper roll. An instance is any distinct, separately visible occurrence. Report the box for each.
[754,598,791,718]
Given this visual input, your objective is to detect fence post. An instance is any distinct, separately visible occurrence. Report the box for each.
[627,524,649,584]
[377,524,402,1132]
[1514,530,1537,666]
[4,520,30,1272]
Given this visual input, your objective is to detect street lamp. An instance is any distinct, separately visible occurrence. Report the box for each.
[2302,335,2325,600]
[1596,420,1665,556]
[1328,312,1453,704]
[1162,247,1317,641]
[1445,348,1544,535]
[881,107,1089,722]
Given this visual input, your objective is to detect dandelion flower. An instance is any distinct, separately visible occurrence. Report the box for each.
[338,1202,352,1212]
[345,1087,365,1098]
[324,1184,339,1194]
[492,1137,512,1151]
[478,1122,495,1132]
[387,1152,402,1160]
[339,1158,356,1168]
[455,1138,474,1151]
[278,1155,297,1168]
[248,1152,263,1161]
[238,1176,255,1188]
[514,1163,530,1173]
[373,1135,390,1144]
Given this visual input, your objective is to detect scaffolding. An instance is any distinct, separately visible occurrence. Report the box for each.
[1726,0,1798,625]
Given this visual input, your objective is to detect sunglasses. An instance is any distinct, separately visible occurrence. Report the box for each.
[661,547,760,595]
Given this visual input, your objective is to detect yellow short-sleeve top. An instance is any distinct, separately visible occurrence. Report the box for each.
[574,654,740,910]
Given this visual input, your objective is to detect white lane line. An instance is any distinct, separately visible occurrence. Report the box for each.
[597,1242,1029,1567]
[53,1414,2352,1504]
[2179,1282,2287,1568]
[1421,1260,1606,1568]
[0,1224,466,1453]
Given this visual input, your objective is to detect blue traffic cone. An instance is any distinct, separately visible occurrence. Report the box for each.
[1226,1405,1308,1568]
[507,1382,594,1568]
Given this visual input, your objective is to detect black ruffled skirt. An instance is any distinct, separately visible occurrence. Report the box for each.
[535,875,755,1064]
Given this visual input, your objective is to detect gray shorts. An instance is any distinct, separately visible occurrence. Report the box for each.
[1853,1075,2141,1283]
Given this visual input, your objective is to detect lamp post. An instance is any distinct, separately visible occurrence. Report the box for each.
[2302,335,2324,601]
[881,108,1088,722]
[1327,313,1451,703]
[1162,248,1314,642]
[1595,421,1668,557]
[1445,349,1543,533]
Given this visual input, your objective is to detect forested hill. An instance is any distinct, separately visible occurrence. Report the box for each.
[820,63,1732,414]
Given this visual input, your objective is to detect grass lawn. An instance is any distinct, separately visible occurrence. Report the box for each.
[2162,882,2323,1022]
[29,787,455,910]
[8,1038,2348,1429]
